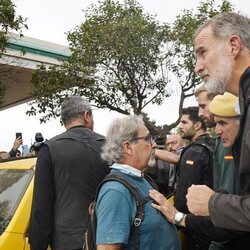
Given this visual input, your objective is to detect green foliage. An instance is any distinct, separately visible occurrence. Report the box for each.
[0,0,27,53]
[0,0,27,104]
[165,0,235,128]
[29,0,235,134]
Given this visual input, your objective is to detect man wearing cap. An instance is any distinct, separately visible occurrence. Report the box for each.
[195,86,241,249]
[209,93,240,196]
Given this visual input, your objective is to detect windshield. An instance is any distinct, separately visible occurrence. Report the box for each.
[0,169,34,234]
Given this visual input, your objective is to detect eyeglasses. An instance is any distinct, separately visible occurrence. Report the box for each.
[133,134,155,145]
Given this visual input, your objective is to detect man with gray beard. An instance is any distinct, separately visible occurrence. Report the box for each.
[95,115,181,250]
[186,12,250,232]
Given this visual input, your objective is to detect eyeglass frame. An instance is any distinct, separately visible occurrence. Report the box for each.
[132,133,155,145]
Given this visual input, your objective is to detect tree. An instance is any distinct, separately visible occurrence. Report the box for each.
[28,0,234,135]
[0,0,27,104]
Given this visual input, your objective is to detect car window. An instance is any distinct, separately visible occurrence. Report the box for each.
[0,169,34,234]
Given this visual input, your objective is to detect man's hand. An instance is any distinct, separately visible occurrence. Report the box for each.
[13,137,22,151]
[186,185,214,216]
[149,189,177,223]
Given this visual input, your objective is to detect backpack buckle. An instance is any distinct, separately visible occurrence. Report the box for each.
[134,218,141,226]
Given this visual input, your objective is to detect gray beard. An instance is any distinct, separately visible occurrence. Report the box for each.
[205,79,226,94]
[205,52,233,94]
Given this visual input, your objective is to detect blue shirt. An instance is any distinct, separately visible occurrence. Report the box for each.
[96,168,180,250]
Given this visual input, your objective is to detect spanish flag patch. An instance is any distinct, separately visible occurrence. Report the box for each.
[224,155,233,160]
[186,160,194,165]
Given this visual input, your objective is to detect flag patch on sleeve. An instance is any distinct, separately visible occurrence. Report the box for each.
[186,160,194,165]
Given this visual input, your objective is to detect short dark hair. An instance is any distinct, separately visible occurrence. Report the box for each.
[182,106,206,131]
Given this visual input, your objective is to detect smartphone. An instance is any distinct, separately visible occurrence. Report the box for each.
[22,144,29,156]
[16,132,22,139]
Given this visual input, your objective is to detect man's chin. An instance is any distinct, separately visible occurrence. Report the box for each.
[205,79,225,94]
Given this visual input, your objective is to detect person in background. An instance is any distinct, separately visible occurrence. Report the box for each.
[16,149,21,157]
[145,134,181,196]
[194,85,218,129]
[9,136,22,157]
[166,133,185,154]
[96,115,181,250]
[0,151,9,160]
[195,86,240,249]
[186,12,250,232]
[195,86,239,195]
[29,96,110,250]
[145,135,173,196]
[165,133,185,195]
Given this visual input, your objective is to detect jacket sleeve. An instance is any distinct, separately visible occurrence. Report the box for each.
[8,148,17,157]
[209,193,250,231]
[29,145,55,250]
[185,214,246,241]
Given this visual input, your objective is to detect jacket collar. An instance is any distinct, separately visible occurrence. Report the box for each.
[239,66,250,114]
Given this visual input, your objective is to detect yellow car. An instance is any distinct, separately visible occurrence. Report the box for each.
[0,157,36,250]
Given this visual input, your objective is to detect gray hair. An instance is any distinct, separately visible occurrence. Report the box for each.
[101,115,145,164]
[195,12,250,51]
[60,96,92,125]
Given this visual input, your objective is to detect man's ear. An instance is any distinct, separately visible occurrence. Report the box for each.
[194,121,202,131]
[123,140,133,155]
[83,111,91,124]
[229,35,243,58]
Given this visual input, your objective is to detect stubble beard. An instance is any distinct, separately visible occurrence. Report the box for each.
[205,117,216,129]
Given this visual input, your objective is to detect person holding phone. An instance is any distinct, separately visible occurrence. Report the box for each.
[9,133,23,157]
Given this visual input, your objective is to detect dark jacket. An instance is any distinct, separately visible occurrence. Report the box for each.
[209,67,250,231]
[185,214,250,250]
[29,126,110,250]
[175,134,215,250]
[233,66,250,195]
[175,134,214,213]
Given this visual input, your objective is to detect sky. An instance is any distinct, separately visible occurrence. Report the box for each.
[0,0,249,151]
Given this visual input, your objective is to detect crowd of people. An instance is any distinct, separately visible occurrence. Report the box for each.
[0,130,48,161]
[1,11,249,250]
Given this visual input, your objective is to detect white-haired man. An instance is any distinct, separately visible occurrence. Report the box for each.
[96,115,180,250]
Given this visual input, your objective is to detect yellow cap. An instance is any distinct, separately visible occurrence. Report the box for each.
[209,92,239,117]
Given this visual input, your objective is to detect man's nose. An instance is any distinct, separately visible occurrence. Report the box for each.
[215,125,222,136]
[194,59,204,74]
